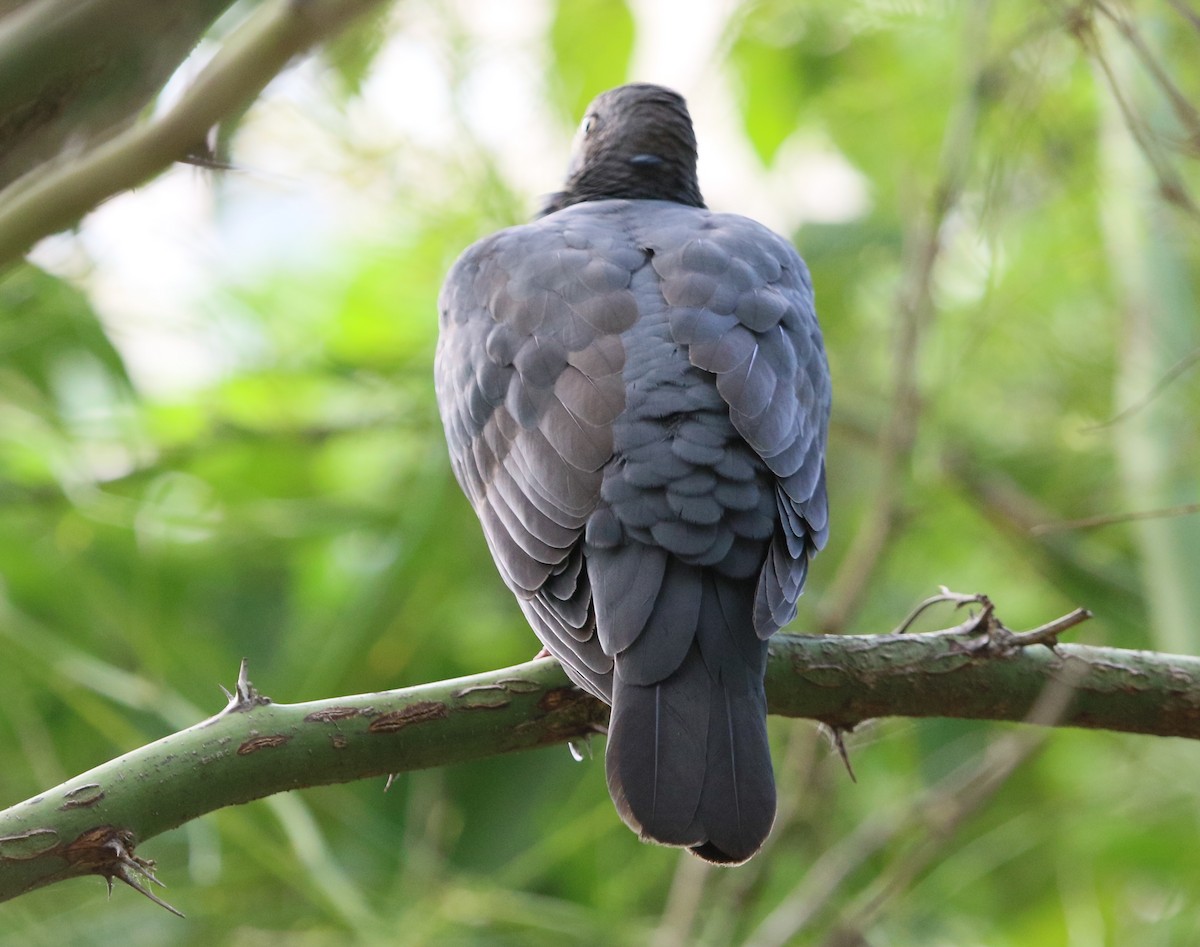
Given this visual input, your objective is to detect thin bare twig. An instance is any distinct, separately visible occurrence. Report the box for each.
[1084,345,1200,431]
[1166,0,1200,32]
[1032,502,1200,535]
[892,587,989,634]
[1000,607,1093,649]
[1060,0,1200,219]
[1092,0,1200,153]
[888,591,1090,656]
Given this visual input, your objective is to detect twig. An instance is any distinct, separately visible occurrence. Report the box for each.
[892,587,989,634]
[1166,0,1200,32]
[1083,345,1200,431]
[1092,0,1200,153]
[891,590,1090,656]
[1061,0,1200,220]
[1031,502,1200,535]
[998,607,1092,649]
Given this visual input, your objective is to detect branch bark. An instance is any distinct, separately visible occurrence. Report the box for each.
[3,606,1200,909]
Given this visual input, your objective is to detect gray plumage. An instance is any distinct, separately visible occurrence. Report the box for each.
[435,84,830,864]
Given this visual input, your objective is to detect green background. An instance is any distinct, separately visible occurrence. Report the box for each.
[2,0,1199,943]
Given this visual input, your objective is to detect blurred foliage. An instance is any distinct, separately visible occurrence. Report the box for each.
[1,0,1199,944]
[550,0,636,120]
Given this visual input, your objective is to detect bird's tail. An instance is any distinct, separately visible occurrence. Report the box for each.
[604,572,775,864]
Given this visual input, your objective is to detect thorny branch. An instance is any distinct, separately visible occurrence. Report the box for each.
[5,593,1200,915]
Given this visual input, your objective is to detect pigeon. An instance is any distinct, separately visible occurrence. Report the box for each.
[435,83,830,864]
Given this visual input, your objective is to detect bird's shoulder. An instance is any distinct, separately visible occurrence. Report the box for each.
[441,200,813,314]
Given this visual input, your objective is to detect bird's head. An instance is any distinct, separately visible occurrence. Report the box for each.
[540,83,706,215]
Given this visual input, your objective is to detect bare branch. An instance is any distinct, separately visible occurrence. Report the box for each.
[891,588,988,634]
[1092,0,1200,154]
[1166,0,1200,32]
[1084,345,1200,431]
[1059,0,1200,221]
[1032,502,1200,534]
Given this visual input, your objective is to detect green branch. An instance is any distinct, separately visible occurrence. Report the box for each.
[3,604,1200,911]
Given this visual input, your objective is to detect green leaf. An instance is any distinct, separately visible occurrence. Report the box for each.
[322,4,390,100]
[549,0,635,121]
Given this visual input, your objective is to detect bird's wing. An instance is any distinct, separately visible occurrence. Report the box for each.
[435,208,647,697]
[638,206,831,635]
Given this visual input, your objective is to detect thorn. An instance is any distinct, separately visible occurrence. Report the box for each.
[205,659,272,725]
[384,774,398,792]
[100,831,185,917]
[820,725,858,783]
[235,658,253,703]
[116,863,185,918]
[834,730,857,783]
[180,133,238,172]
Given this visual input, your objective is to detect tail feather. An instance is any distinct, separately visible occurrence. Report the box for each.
[604,568,776,864]
[606,646,709,846]
[688,667,774,864]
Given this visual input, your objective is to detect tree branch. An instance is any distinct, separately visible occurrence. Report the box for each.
[0,0,238,190]
[2,602,1200,909]
[0,0,390,267]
